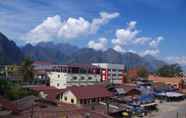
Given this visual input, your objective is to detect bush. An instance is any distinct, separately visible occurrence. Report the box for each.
[0,80,33,100]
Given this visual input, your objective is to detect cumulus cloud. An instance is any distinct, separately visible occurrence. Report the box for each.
[113,45,126,53]
[58,17,90,39]
[88,37,108,51]
[23,12,119,44]
[127,21,137,30]
[112,21,164,56]
[24,15,62,44]
[90,12,119,33]
[166,56,186,65]
[149,36,163,47]
[133,37,151,45]
[141,49,160,56]
[112,21,139,53]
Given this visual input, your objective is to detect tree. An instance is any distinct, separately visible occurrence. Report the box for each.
[21,58,34,83]
[156,64,183,77]
[137,67,149,78]
[0,79,33,100]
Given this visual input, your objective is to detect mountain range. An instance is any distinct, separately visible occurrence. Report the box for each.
[0,32,23,64]
[0,32,166,72]
[181,65,186,74]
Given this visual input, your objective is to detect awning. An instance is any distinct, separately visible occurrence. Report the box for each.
[140,102,157,107]
[166,92,184,97]
[155,92,184,97]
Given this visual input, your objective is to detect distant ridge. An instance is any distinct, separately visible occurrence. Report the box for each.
[0,32,23,64]
[0,32,166,72]
[22,42,166,72]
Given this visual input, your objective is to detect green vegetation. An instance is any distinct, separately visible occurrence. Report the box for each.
[21,57,34,83]
[0,80,33,100]
[137,67,149,79]
[156,64,183,77]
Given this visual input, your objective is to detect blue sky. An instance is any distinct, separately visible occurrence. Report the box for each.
[0,0,186,65]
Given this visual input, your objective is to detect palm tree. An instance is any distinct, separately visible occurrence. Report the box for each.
[21,58,34,84]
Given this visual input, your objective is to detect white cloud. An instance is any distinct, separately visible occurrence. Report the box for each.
[88,37,108,51]
[112,21,139,46]
[113,45,126,53]
[24,12,119,44]
[112,21,139,53]
[112,21,164,55]
[141,49,160,56]
[127,21,137,30]
[166,56,186,65]
[133,37,151,45]
[90,12,120,33]
[149,36,163,47]
[128,49,137,54]
[58,17,90,39]
[24,15,62,44]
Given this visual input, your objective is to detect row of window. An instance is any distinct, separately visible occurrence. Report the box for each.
[64,96,74,103]
[57,75,93,80]
[107,69,124,72]
[72,76,92,80]
[64,96,106,104]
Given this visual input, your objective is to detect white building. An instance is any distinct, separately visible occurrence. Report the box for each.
[47,64,101,89]
[92,63,125,84]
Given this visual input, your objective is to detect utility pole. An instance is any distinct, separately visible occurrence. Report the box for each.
[30,103,34,118]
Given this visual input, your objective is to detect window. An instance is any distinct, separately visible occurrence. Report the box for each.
[119,70,124,72]
[112,69,116,72]
[57,83,60,87]
[88,77,92,80]
[71,99,74,103]
[64,96,67,101]
[58,74,60,78]
[73,76,77,80]
[81,76,85,80]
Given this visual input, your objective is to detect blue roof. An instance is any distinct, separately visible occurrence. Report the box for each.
[139,95,154,103]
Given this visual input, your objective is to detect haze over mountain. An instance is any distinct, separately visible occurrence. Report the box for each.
[182,65,186,74]
[0,32,166,72]
[22,42,166,72]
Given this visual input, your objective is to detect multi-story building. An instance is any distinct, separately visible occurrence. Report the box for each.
[48,64,101,89]
[0,65,6,79]
[59,85,112,105]
[32,61,54,84]
[4,65,23,81]
[92,63,125,84]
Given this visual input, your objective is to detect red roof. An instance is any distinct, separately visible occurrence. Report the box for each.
[31,85,57,91]
[66,85,112,99]
[0,96,19,113]
[117,84,138,92]
[52,64,100,69]
[30,85,63,102]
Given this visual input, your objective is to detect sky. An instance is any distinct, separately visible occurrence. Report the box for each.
[0,0,186,65]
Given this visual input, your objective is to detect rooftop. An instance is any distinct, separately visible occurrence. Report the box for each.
[0,96,18,113]
[65,85,112,99]
[148,75,184,84]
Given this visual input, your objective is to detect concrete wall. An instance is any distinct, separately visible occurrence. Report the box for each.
[61,90,78,104]
[48,72,101,89]
[92,63,125,84]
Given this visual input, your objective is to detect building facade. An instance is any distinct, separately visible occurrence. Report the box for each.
[149,75,184,89]
[92,63,125,84]
[58,85,112,105]
[48,64,101,89]
[32,61,53,81]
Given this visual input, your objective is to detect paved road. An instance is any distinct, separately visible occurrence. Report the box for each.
[145,100,186,118]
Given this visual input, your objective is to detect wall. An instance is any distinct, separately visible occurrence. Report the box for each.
[60,90,78,104]
[48,72,101,89]
[92,63,125,84]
